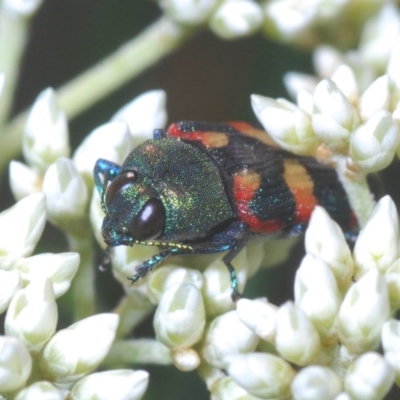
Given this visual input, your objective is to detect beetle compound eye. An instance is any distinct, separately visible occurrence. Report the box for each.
[105,171,137,208]
[129,198,165,241]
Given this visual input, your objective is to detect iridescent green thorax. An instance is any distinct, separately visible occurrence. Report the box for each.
[122,138,234,241]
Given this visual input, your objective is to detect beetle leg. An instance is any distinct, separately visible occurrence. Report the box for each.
[127,249,171,283]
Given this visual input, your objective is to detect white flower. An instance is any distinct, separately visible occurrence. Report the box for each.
[331,64,359,106]
[202,310,259,369]
[0,194,46,271]
[382,319,400,386]
[264,0,318,42]
[5,279,57,354]
[147,266,203,305]
[275,301,321,366]
[0,270,21,314]
[283,72,318,104]
[350,110,399,173]
[251,94,318,155]
[73,121,132,187]
[338,269,390,354]
[0,74,5,99]
[8,161,42,201]
[153,283,206,349]
[159,0,218,25]
[22,88,69,173]
[0,336,32,394]
[2,0,43,17]
[236,298,278,343]
[385,260,400,311]
[111,90,167,145]
[305,206,353,291]
[69,370,149,400]
[294,255,341,345]
[353,196,399,278]
[15,252,79,298]
[209,0,263,40]
[344,352,394,400]
[387,35,400,106]
[359,3,400,72]
[358,75,390,121]
[224,353,296,399]
[40,314,119,386]
[42,158,89,230]
[312,79,359,152]
[313,46,344,79]
[291,366,342,400]
[14,381,65,400]
[210,376,258,400]
[171,347,201,371]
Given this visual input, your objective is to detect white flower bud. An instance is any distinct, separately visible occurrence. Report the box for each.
[225,353,296,399]
[42,158,89,230]
[236,298,278,342]
[40,314,119,386]
[159,0,217,25]
[264,1,317,41]
[0,194,46,270]
[69,370,149,400]
[89,188,106,248]
[9,161,42,201]
[73,121,132,187]
[202,310,259,369]
[382,319,400,386]
[313,46,343,79]
[338,269,390,354]
[22,88,69,173]
[112,90,167,145]
[312,79,359,152]
[305,206,353,291]
[210,0,262,40]
[171,347,200,371]
[350,110,399,173]
[154,284,205,348]
[0,336,32,393]
[283,72,318,104]
[147,266,203,305]
[359,75,390,121]
[275,301,321,366]
[14,381,65,400]
[334,393,352,400]
[251,94,318,155]
[0,270,21,314]
[331,65,359,106]
[211,376,259,400]
[2,0,43,17]
[387,34,400,95]
[292,366,342,400]
[202,258,242,318]
[385,260,400,311]
[15,252,79,298]
[294,255,341,345]
[5,279,57,354]
[297,89,314,115]
[344,352,394,400]
[359,3,400,72]
[353,196,399,278]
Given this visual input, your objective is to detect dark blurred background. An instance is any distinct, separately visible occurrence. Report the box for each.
[0,1,399,399]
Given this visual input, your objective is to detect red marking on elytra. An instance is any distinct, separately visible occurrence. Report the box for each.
[291,189,318,223]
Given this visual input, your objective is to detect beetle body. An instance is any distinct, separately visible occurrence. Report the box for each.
[94,121,355,300]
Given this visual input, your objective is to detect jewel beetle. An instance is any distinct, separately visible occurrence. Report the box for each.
[94,121,356,300]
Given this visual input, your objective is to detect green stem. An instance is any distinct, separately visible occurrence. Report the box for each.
[0,16,196,173]
[103,338,172,368]
[66,228,96,321]
[113,294,155,339]
[0,8,30,128]
[334,156,376,227]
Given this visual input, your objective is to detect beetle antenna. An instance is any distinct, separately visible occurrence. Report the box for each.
[99,246,112,272]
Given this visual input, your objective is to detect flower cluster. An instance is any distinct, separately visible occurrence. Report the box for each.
[0,196,148,399]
